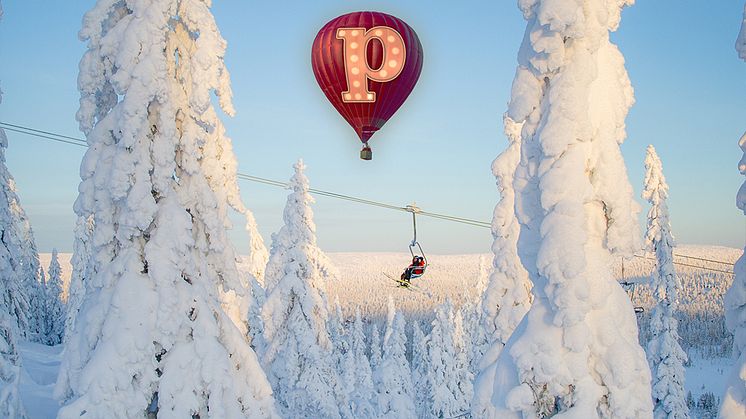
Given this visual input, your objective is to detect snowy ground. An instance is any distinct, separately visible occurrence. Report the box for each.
[32,245,740,418]
[18,342,62,418]
[16,347,731,418]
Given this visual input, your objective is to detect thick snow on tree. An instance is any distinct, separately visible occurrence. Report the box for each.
[0,136,30,338]
[246,273,266,356]
[55,1,278,417]
[329,296,349,375]
[722,9,746,417]
[243,210,269,282]
[370,323,382,371]
[343,308,376,418]
[0,5,26,415]
[63,215,93,342]
[375,308,416,419]
[479,115,531,349]
[43,249,66,345]
[383,294,395,345]
[643,145,689,419]
[463,302,483,373]
[486,0,653,417]
[473,114,532,417]
[453,305,474,409]
[263,161,338,296]
[427,300,472,418]
[0,86,38,340]
[0,309,24,419]
[54,216,93,402]
[261,160,348,418]
[411,320,430,418]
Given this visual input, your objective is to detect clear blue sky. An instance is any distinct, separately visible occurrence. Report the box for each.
[0,1,744,254]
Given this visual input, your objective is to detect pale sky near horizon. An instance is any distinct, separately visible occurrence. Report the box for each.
[0,1,744,254]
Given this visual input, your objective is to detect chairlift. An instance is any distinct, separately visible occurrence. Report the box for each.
[391,204,428,289]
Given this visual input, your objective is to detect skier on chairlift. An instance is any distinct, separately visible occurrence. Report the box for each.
[395,204,428,288]
[400,255,426,286]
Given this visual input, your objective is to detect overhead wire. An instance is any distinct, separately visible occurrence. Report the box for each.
[1,121,490,228]
[1,124,88,148]
[631,254,735,276]
[0,120,738,274]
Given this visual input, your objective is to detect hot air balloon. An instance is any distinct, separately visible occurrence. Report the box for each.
[311,11,423,160]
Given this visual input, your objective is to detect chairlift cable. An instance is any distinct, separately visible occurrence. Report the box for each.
[0,120,740,275]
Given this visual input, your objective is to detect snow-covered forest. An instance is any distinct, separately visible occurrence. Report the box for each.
[14,248,744,418]
[0,0,745,418]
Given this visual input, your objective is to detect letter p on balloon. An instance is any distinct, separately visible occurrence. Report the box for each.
[336,27,406,103]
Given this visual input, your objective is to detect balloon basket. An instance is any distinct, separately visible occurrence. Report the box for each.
[360,145,372,161]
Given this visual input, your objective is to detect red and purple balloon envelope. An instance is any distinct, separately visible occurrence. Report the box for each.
[311,11,423,160]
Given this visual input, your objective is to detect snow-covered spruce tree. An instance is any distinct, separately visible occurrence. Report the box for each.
[411,320,430,418]
[383,294,395,345]
[370,323,382,371]
[722,8,746,417]
[43,249,66,345]
[453,306,474,401]
[246,273,266,356]
[8,170,43,342]
[486,0,653,417]
[54,215,93,402]
[473,115,532,416]
[344,308,376,418]
[56,2,278,417]
[262,162,337,296]
[376,310,416,418]
[463,302,484,373]
[643,145,689,419]
[0,5,27,415]
[329,296,349,376]
[261,160,349,418]
[0,92,39,340]
[427,300,471,418]
[243,209,269,283]
[63,215,93,341]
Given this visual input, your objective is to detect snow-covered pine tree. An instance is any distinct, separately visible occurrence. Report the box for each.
[643,145,689,419]
[262,162,337,296]
[8,169,43,343]
[383,294,395,345]
[376,309,416,418]
[473,115,532,417]
[55,1,278,417]
[0,127,29,336]
[328,297,354,418]
[722,8,746,417]
[0,4,27,415]
[427,300,471,418]
[453,306,474,406]
[0,93,40,340]
[43,249,66,345]
[0,307,24,419]
[240,209,268,355]
[63,215,93,341]
[329,296,349,377]
[344,308,376,418]
[411,320,430,418]
[54,215,93,402]
[246,273,266,356]
[462,302,483,373]
[370,323,382,372]
[486,0,653,417]
[261,160,348,418]
[243,209,269,283]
